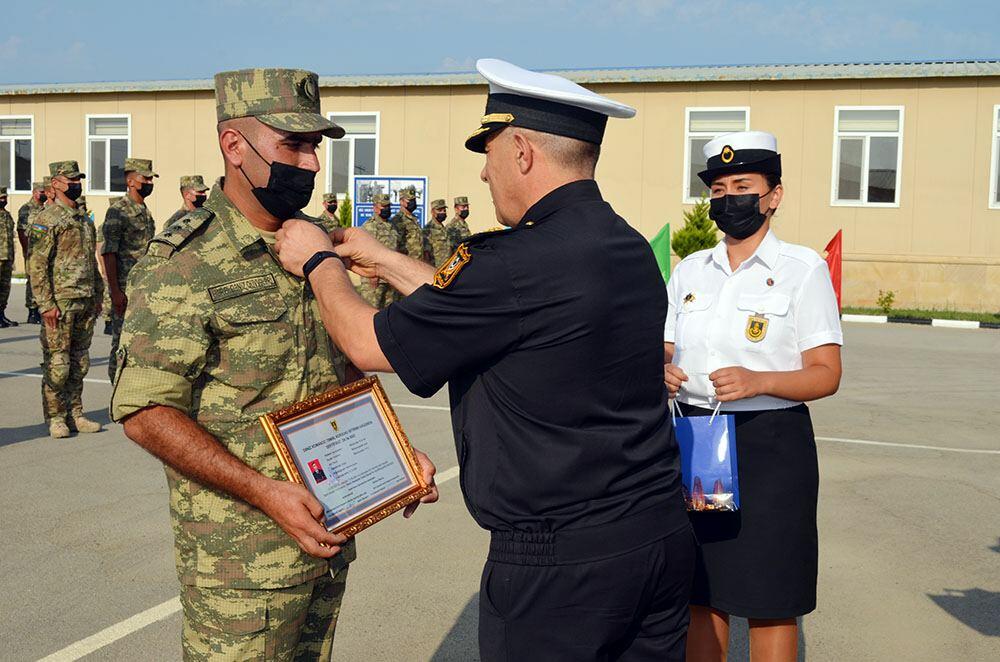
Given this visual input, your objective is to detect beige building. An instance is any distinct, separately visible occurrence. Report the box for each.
[1,60,998,311]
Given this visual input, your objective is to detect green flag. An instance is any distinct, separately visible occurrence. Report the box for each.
[650,223,671,284]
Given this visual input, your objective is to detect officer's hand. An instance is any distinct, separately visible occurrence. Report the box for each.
[330,227,389,280]
[41,307,60,330]
[274,220,335,277]
[664,363,688,398]
[259,479,348,558]
[111,289,128,316]
[403,448,439,519]
[710,366,767,402]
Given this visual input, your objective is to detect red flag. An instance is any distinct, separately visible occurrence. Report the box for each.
[824,230,843,311]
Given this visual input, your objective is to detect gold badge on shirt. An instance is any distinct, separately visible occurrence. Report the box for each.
[745,314,768,342]
[433,244,472,290]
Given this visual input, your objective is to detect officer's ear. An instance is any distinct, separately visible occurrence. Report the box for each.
[511,131,534,176]
[768,183,784,211]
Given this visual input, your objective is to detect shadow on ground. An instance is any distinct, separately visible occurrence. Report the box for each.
[928,588,1000,637]
[0,408,113,448]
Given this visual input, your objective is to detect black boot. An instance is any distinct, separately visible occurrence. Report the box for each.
[103,320,113,335]
[0,310,16,327]
[0,315,8,328]
[27,309,40,324]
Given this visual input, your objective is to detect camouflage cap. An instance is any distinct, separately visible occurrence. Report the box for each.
[124,158,158,178]
[49,161,85,178]
[32,181,45,191]
[179,175,210,191]
[372,193,391,205]
[214,68,345,139]
[0,186,7,196]
[430,198,447,209]
[323,193,338,203]
[42,176,52,186]
[77,195,86,205]
[454,196,469,205]
[398,185,417,200]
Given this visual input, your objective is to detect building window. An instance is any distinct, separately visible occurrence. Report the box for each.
[327,112,379,196]
[0,116,33,193]
[832,106,904,207]
[86,115,130,194]
[684,107,750,202]
[990,105,1000,210]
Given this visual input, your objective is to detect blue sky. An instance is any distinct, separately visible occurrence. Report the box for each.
[1,0,997,85]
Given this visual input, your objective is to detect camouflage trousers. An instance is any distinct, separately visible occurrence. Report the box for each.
[40,300,97,421]
[357,279,395,309]
[0,259,11,310]
[103,285,112,323]
[25,265,36,311]
[180,564,350,661]
[107,308,124,381]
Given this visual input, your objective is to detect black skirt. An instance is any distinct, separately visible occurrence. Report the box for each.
[680,402,818,619]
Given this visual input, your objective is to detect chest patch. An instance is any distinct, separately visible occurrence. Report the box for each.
[208,274,278,303]
[433,244,471,290]
[745,314,769,343]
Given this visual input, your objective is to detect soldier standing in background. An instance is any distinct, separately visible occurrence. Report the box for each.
[17,179,50,324]
[423,198,451,267]
[164,175,210,227]
[391,185,425,262]
[100,158,157,381]
[358,193,400,308]
[0,187,17,327]
[319,192,341,231]
[27,161,103,438]
[96,196,122,336]
[445,195,472,253]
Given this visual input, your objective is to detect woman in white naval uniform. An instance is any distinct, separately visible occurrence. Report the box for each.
[663,131,843,662]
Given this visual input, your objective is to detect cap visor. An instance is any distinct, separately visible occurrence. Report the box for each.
[464,124,505,153]
[259,112,346,139]
[194,185,210,192]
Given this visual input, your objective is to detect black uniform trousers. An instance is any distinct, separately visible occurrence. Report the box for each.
[478,524,695,662]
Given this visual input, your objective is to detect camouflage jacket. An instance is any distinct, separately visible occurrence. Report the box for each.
[26,200,104,311]
[0,208,13,261]
[390,211,424,261]
[110,183,358,589]
[318,210,341,232]
[164,207,189,228]
[361,215,400,252]
[445,216,471,253]
[16,198,44,254]
[422,218,451,267]
[100,195,156,289]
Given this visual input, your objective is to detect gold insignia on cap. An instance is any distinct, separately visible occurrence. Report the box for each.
[301,76,319,103]
[745,314,768,342]
[721,146,735,164]
[433,244,472,290]
[481,113,515,125]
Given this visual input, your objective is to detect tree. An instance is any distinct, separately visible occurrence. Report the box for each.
[336,194,353,229]
[671,196,718,259]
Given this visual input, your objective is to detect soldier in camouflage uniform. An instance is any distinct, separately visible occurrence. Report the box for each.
[27,161,104,438]
[318,192,341,232]
[96,196,122,336]
[0,187,17,327]
[111,68,368,661]
[100,158,158,381]
[17,180,49,324]
[391,185,425,263]
[165,175,210,227]
[423,198,452,267]
[446,195,472,253]
[357,193,399,309]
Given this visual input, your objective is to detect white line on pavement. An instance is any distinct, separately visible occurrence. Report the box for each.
[0,370,109,385]
[816,436,1000,455]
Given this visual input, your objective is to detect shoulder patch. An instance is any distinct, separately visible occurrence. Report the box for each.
[433,244,472,290]
[147,209,214,258]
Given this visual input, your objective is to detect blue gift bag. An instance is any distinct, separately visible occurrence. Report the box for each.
[671,401,740,511]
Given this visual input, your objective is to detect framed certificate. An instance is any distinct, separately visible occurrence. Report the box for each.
[259,376,432,537]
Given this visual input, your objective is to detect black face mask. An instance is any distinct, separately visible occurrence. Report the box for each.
[434,212,447,222]
[237,131,316,220]
[378,207,391,220]
[458,209,469,219]
[326,204,338,213]
[38,194,47,203]
[0,199,6,209]
[192,194,207,208]
[709,191,772,240]
[404,199,417,212]
[138,182,154,198]
[65,183,83,201]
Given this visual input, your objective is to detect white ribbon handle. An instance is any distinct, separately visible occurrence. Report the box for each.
[708,400,723,426]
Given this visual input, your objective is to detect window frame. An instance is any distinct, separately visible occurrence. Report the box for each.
[326,111,380,197]
[85,113,132,195]
[0,114,35,194]
[682,106,750,204]
[830,105,905,209]
[990,104,1000,210]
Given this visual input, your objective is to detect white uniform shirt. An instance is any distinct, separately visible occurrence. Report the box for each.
[664,230,843,412]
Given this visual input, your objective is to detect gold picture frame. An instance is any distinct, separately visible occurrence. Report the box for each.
[259,375,431,538]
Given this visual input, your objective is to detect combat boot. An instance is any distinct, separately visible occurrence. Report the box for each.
[103,320,112,335]
[49,420,71,438]
[0,314,8,328]
[1,310,17,326]
[27,309,40,324]
[71,415,102,434]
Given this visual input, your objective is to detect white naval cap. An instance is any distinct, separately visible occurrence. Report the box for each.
[698,130,782,187]
[465,58,637,153]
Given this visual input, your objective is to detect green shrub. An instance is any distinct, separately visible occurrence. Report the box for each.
[672,196,718,259]
[337,194,353,228]
[876,289,896,315]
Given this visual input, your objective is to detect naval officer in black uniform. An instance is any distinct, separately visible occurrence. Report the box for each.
[274,58,694,661]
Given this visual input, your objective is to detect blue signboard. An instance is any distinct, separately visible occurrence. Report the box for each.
[352,176,428,228]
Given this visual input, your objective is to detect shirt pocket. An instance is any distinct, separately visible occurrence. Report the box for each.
[675,293,715,350]
[734,292,791,354]
[212,293,295,390]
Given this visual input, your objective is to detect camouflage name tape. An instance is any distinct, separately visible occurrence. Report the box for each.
[208,274,278,303]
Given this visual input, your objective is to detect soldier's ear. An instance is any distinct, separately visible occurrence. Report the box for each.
[218,127,245,168]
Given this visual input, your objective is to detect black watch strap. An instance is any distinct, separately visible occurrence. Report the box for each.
[302,251,344,281]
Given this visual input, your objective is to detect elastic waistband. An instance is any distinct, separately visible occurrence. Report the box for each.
[488,505,684,566]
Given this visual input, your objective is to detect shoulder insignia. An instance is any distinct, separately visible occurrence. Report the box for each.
[147,208,213,258]
[432,244,471,290]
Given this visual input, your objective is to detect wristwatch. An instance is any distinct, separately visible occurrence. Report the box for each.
[302,250,345,281]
